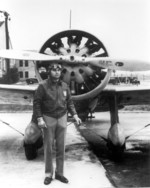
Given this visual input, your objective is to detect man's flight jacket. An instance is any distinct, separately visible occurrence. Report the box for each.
[33,78,77,119]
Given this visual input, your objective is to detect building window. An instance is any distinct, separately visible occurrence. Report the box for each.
[25,71,28,78]
[19,60,23,67]
[19,71,23,78]
[25,61,28,67]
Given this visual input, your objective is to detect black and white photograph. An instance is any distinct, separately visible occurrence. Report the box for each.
[0,0,150,187]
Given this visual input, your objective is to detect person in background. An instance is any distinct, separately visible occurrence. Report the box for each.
[33,62,81,185]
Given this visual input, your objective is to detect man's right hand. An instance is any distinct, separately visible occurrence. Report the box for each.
[37,117,47,129]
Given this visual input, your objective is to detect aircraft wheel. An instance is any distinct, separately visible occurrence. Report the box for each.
[24,142,37,160]
[23,136,43,160]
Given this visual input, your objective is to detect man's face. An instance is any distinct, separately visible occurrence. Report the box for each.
[49,64,62,79]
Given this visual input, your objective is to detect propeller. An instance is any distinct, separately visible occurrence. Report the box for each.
[0,49,150,72]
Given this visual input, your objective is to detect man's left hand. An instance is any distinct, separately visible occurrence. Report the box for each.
[73,114,82,125]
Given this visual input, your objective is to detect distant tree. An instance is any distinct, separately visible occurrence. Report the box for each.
[0,66,19,84]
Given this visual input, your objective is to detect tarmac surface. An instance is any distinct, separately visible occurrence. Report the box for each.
[0,112,113,188]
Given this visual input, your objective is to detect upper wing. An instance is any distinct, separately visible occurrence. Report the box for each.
[102,84,150,106]
[0,84,37,111]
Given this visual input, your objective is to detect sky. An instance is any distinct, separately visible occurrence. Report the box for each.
[0,0,150,64]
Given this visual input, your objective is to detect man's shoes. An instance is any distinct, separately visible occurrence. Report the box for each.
[55,173,69,183]
[44,177,53,185]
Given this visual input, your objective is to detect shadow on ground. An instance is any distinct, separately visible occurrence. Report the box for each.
[78,126,150,187]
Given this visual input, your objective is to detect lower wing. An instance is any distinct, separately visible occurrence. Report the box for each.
[0,84,37,111]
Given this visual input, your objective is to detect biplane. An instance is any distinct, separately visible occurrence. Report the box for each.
[1,29,150,159]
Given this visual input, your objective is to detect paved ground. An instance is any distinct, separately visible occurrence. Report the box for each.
[1,111,150,187]
[0,113,113,188]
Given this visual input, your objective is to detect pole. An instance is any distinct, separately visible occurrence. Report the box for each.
[4,11,10,72]
[69,10,72,29]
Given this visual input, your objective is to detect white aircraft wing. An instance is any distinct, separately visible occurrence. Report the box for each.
[0,84,37,111]
[101,84,150,106]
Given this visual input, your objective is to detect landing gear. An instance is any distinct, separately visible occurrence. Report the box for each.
[107,94,126,160]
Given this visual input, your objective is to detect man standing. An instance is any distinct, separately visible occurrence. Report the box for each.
[33,62,81,185]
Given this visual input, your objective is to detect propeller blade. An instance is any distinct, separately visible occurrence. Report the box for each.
[82,57,150,72]
[0,49,60,61]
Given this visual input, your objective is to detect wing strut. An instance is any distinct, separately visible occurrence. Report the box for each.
[126,123,150,140]
[0,119,24,136]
